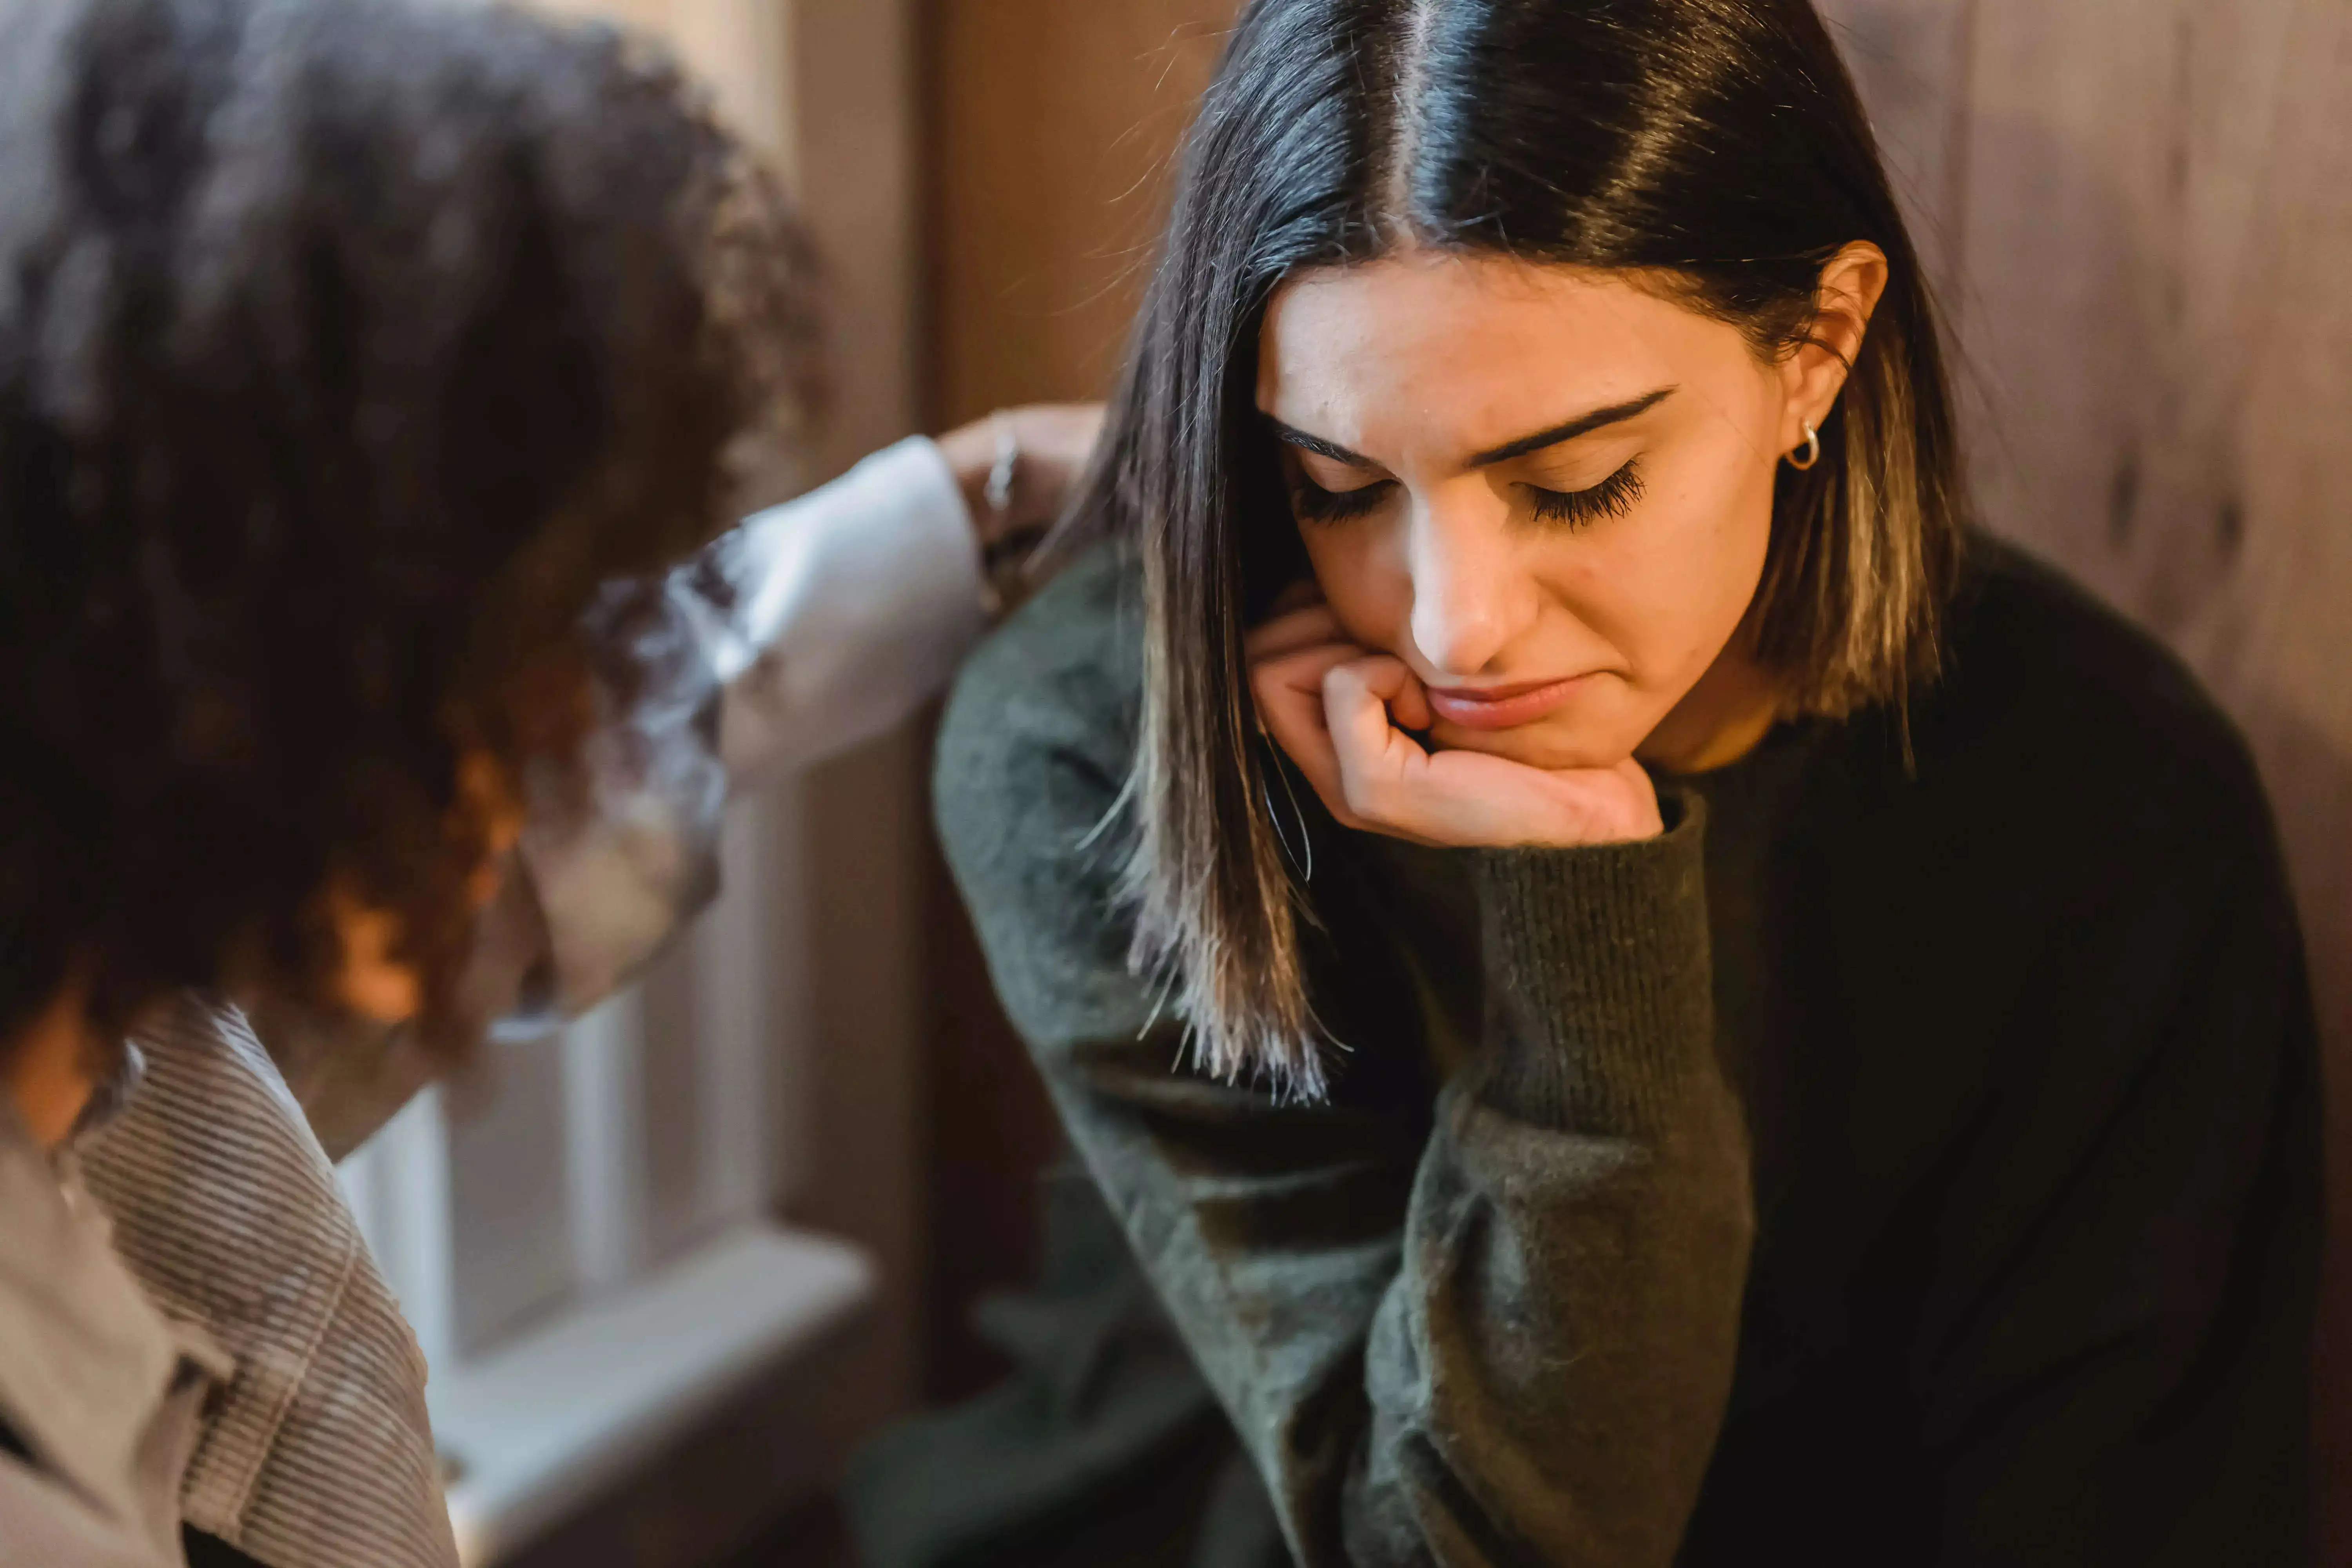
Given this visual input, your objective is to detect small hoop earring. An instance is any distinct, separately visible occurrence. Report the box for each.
[1786,422,1821,471]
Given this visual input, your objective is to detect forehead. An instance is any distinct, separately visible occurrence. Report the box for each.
[1256,252,1737,450]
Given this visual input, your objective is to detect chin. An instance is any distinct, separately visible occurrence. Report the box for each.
[1429,714,1646,773]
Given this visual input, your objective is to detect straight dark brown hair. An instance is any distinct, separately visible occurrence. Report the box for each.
[1067,0,1964,1093]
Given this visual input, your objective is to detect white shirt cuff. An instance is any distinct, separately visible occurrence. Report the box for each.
[714,435,987,784]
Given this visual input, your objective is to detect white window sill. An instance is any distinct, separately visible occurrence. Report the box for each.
[428,1223,875,1567]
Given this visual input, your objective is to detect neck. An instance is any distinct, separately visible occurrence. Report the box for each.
[3,979,98,1151]
[1637,633,1784,776]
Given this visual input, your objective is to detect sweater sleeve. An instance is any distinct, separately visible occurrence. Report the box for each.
[934,576,1755,1567]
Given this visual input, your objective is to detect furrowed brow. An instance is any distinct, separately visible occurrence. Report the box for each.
[1262,416,1377,467]
[1261,387,1676,473]
[1466,387,1677,466]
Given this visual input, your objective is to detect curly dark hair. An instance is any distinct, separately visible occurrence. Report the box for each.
[0,0,824,1051]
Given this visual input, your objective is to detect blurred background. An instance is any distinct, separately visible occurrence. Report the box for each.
[332,1,2352,1563]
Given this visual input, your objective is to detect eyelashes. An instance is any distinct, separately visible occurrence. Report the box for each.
[1287,476,1391,523]
[1287,459,1646,531]
[1527,459,1644,528]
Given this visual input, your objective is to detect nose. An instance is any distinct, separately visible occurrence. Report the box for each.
[1405,485,1533,680]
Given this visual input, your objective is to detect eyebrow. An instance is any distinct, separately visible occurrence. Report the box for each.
[1263,385,1677,470]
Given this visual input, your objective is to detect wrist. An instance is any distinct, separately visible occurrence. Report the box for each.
[1575,792,1665,845]
[1513,758,1666,848]
[1472,790,1713,1131]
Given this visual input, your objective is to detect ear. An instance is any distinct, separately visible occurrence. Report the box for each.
[1777,241,1890,455]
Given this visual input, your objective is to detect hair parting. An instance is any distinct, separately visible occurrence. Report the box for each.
[1065,0,1963,1093]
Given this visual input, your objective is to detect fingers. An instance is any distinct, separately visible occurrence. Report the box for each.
[1304,646,1432,732]
[1267,579,1325,618]
[1256,651,1452,838]
[1318,658,1665,847]
[1004,403,1106,470]
[1250,639,1363,820]
[1388,664,1433,731]
[1247,596,1671,846]
[1321,657,1433,831]
[1243,601,1342,661]
[1253,641,1363,737]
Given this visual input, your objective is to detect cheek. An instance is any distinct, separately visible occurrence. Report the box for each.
[1586,444,1775,681]
[1692,446,1779,634]
[1297,526,1410,652]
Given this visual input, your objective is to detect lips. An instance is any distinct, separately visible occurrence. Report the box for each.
[1425,674,1594,730]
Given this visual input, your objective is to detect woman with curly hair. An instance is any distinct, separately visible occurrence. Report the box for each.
[0,0,1094,1563]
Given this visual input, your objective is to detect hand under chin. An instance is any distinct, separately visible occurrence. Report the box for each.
[1428,717,1648,776]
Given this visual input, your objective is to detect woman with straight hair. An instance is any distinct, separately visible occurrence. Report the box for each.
[880,0,2321,1564]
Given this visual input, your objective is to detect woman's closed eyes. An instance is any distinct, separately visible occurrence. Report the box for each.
[1528,458,1644,528]
[1286,474,1392,523]
[1287,457,1646,531]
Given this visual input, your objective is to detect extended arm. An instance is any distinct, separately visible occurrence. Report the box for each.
[510,404,1098,1021]
[257,435,993,1153]
[272,410,1095,1149]
[80,414,1096,1568]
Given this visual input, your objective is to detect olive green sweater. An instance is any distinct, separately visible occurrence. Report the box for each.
[900,538,2317,1567]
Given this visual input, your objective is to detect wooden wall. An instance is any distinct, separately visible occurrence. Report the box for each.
[1811,0,2352,1543]
[926,0,1242,421]
[921,0,2352,1532]
[918,0,1247,1397]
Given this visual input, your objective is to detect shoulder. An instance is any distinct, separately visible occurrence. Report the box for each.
[933,543,1159,1043]
[1911,534,2278,865]
[934,540,1144,894]
[938,540,1143,812]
